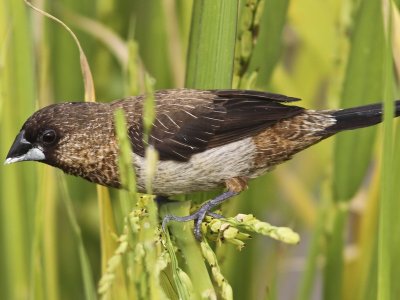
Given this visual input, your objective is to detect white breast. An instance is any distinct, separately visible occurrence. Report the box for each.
[134,137,257,195]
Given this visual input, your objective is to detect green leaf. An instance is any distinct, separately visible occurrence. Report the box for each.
[0,0,36,298]
[333,0,385,201]
[378,3,398,299]
[252,0,291,87]
[327,1,386,300]
[186,0,239,88]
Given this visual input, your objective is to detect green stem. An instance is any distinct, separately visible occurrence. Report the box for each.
[161,201,215,299]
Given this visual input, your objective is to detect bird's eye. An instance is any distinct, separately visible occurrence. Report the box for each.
[41,129,57,145]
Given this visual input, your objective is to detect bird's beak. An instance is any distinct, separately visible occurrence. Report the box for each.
[4,130,45,165]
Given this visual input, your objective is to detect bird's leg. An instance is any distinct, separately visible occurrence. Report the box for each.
[206,212,225,219]
[162,190,239,240]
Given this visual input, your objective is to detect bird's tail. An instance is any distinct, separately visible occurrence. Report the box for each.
[325,100,400,133]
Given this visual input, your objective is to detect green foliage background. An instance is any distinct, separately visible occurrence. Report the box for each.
[1,0,400,299]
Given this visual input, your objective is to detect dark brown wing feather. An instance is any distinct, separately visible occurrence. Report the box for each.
[125,89,304,161]
[214,89,301,102]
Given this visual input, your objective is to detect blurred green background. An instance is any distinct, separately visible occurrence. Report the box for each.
[1,0,400,299]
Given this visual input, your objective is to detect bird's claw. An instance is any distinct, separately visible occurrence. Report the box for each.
[161,191,238,240]
[162,207,221,240]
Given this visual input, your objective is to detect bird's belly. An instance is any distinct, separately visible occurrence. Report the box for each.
[134,138,257,195]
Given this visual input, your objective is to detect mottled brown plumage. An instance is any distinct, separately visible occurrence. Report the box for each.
[5,89,400,193]
[5,89,400,238]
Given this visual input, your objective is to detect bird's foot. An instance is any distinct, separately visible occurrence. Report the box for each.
[161,191,238,240]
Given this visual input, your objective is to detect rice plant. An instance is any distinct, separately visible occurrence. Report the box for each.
[1,0,399,299]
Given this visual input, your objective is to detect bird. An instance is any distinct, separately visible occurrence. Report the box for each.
[5,89,400,239]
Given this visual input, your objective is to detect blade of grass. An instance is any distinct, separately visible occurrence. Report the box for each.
[63,10,128,67]
[389,110,400,298]
[296,183,330,300]
[0,0,36,298]
[342,167,380,300]
[59,175,97,300]
[41,167,59,300]
[24,0,95,102]
[163,223,195,299]
[378,1,395,298]
[175,0,193,71]
[388,4,400,290]
[36,15,61,299]
[30,167,45,300]
[160,202,216,299]
[115,123,137,299]
[326,0,386,299]
[130,0,174,89]
[333,0,385,201]
[252,0,291,88]
[97,185,130,300]
[186,0,239,89]
[162,0,185,87]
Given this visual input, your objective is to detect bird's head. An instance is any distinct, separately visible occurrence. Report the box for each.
[5,102,121,187]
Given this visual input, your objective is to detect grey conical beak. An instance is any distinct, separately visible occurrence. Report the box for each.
[4,130,45,165]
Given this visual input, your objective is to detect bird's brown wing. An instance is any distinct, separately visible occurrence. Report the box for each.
[128,89,305,161]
